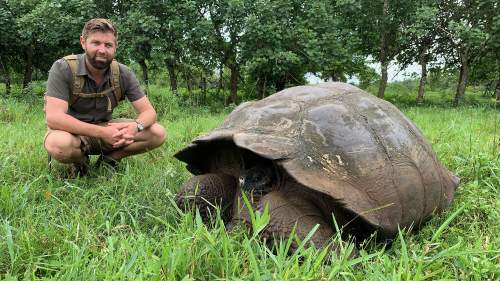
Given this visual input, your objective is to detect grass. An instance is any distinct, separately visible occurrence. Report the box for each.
[0,83,499,280]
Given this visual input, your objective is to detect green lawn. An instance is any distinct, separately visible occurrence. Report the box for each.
[0,86,498,280]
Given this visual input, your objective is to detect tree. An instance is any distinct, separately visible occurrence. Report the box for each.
[242,0,310,98]
[338,0,413,99]
[185,8,219,102]
[398,1,440,104]
[117,8,160,93]
[0,0,20,94]
[206,0,251,104]
[2,0,95,90]
[305,0,366,83]
[242,0,364,98]
[437,0,497,106]
[141,0,201,96]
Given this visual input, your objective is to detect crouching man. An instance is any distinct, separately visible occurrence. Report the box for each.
[44,18,166,176]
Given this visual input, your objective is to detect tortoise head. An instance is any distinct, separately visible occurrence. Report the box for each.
[239,159,277,195]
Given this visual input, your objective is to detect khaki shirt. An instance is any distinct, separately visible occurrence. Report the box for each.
[45,54,145,123]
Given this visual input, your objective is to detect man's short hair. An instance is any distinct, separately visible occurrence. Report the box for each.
[81,18,117,40]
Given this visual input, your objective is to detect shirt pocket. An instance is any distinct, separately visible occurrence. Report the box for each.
[71,95,95,114]
[95,95,109,112]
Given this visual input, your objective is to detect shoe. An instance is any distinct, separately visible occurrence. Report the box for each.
[67,155,90,178]
[95,154,120,171]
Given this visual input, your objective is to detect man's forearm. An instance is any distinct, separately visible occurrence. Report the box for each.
[46,112,103,138]
[135,109,157,129]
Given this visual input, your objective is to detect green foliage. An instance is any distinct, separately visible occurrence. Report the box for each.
[242,0,310,96]
[0,0,498,103]
[357,66,381,90]
[364,79,495,108]
[397,1,440,69]
[117,9,159,63]
[338,0,412,61]
[241,0,366,97]
[5,0,95,72]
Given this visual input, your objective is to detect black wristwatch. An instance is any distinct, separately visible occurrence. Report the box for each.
[135,120,145,132]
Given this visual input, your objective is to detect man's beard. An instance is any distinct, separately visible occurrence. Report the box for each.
[88,54,112,70]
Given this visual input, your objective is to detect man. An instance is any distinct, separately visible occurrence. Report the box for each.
[44,18,166,176]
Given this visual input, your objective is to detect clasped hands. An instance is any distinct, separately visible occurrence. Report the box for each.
[102,122,140,148]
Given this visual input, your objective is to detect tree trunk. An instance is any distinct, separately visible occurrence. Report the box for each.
[138,59,149,85]
[454,49,469,106]
[216,62,224,97]
[330,71,340,82]
[184,67,192,97]
[275,78,286,92]
[229,65,238,104]
[0,56,11,95]
[23,44,34,90]
[5,73,11,95]
[258,76,267,99]
[138,59,149,95]
[165,58,178,95]
[417,49,427,104]
[330,71,346,82]
[495,76,500,110]
[200,71,207,103]
[377,0,389,99]
[378,61,388,99]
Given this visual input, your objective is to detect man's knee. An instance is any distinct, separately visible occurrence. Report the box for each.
[44,130,81,161]
[147,123,166,148]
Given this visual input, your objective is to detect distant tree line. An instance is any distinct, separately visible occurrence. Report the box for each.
[0,0,498,106]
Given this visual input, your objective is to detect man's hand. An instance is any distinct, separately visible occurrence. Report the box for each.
[99,124,127,148]
[107,122,138,148]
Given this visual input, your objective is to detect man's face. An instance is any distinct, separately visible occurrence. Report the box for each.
[80,31,117,70]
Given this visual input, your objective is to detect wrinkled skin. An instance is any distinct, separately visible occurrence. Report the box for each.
[175,82,459,255]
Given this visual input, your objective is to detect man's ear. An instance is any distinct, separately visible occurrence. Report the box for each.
[80,35,86,50]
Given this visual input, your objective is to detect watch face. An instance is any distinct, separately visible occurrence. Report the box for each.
[136,121,144,131]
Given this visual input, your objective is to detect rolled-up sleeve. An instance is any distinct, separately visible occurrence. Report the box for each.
[45,59,71,102]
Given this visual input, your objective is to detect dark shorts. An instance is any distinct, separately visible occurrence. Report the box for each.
[44,118,134,155]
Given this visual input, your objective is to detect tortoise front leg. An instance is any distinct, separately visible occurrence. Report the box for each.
[175,173,237,223]
[256,191,358,257]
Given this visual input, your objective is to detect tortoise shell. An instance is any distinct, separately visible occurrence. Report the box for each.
[175,82,459,236]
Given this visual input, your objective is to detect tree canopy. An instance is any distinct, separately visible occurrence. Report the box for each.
[0,0,498,105]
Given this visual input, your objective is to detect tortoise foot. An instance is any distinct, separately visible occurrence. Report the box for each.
[176,173,237,223]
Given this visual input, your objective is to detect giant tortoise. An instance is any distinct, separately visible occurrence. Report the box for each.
[174,82,459,253]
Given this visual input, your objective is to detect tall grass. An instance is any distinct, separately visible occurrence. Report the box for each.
[0,84,498,280]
